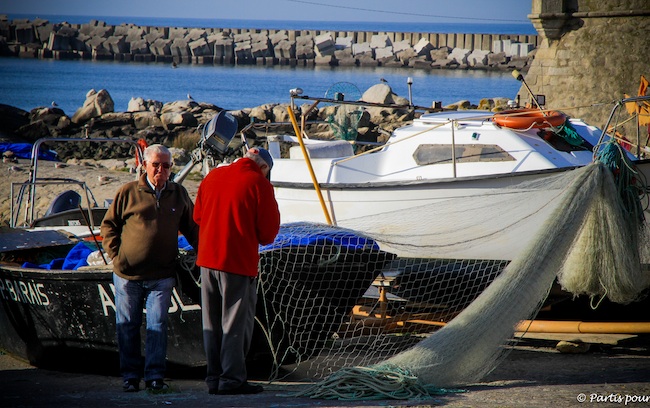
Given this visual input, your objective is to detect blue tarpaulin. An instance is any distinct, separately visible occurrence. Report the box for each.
[21,227,375,270]
[22,237,193,270]
[0,143,58,161]
[259,222,379,252]
[22,242,93,270]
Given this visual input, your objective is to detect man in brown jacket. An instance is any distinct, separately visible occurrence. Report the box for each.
[101,144,198,393]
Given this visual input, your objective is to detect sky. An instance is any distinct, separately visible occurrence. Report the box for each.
[1,0,532,24]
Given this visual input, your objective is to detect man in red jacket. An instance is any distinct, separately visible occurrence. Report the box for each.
[193,147,280,395]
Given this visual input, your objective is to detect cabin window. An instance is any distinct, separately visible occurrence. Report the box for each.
[413,144,515,165]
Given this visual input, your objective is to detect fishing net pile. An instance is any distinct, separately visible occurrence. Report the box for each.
[252,146,649,399]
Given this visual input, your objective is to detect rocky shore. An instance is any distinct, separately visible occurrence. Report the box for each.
[0,16,537,72]
[0,82,511,164]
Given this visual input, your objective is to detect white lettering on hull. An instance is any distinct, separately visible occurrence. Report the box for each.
[0,278,50,306]
[97,284,200,317]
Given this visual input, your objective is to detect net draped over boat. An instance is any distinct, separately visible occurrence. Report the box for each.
[249,159,649,394]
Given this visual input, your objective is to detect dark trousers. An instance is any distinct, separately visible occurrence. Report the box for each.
[200,267,257,391]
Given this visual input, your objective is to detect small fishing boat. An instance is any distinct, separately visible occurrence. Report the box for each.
[265,94,650,260]
[0,224,393,369]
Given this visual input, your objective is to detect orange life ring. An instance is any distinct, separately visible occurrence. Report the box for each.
[493,109,566,130]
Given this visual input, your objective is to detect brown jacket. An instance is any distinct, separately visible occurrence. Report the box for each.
[101,174,198,280]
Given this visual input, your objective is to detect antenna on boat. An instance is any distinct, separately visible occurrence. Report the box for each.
[407,77,413,107]
[512,70,546,115]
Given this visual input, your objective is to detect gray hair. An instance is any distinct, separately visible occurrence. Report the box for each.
[143,144,171,162]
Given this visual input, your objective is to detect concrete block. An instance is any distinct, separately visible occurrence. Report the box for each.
[392,40,411,54]
[413,37,433,57]
[374,46,394,60]
[251,40,272,57]
[151,38,171,56]
[315,55,335,66]
[129,39,150,54]
[269,30,288,45]
[487,52,508,65]
[449,48,471,64]
[335,36,353,50]
[352,42,372,56]
[105,36,128,54]
[274,40,295,59]
[410,59,433,69]
[295,43,315,59]
[189,38,212,57]
[467,49,489,66]
[370,34,391,48]
[170,38,190,57]
[314,32,335,56]
[334,48,353,59]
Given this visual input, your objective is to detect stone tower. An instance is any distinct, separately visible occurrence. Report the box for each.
[523,0,649,130]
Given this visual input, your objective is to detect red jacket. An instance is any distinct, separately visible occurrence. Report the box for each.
[193,158,280,276]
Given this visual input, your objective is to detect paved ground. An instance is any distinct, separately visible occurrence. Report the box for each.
[1,336,649,408]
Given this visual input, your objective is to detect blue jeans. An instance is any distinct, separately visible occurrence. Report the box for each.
[113,273,175,382]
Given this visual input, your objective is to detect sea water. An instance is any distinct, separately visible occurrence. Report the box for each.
[0,15,535,115]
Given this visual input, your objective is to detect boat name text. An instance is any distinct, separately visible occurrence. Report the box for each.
[98,284,200,316]
[0,278,50,306]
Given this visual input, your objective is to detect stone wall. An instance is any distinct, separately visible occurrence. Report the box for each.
[523,0,650,133]
[0,16,538,72]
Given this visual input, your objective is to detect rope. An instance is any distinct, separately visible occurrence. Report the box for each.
[595,139,646,223]
[178,250,200,287]
[288,364,463,401]
[556,120,585,146]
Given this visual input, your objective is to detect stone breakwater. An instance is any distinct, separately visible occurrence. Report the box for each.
[0,16,537,72]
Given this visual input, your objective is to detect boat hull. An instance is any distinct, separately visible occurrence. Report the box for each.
[0,264,205,367]
[274,160,650,260]
[0,224,396,370]
[275,168,575,260]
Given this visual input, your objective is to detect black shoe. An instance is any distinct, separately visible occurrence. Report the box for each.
[145,379,170,392]
[208,387,219,395]
[122,379,140,392]
[217,382,263,395]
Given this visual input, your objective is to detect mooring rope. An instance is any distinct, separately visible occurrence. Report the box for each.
[289,364,464,401]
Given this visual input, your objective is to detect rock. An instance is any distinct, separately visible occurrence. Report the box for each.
[16,120,52,143]
[162,100,198,114]
[556,340,590,354]
[71,89,115,124]
[361,83,394,104]
[0,104,30,137]
[133,111,163,129]
[160,111,197,129]
[271,104,291,123]
[127,97,147,112]
[445,100,473,110]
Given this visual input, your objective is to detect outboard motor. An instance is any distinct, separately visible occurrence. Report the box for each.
[173,111,238,183]
[201,110,238,157]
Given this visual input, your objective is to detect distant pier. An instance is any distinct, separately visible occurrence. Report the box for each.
[0,16,538,72]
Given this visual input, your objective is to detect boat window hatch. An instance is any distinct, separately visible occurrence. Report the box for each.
[413,144,515,165]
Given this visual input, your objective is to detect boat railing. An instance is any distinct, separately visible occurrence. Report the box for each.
[596,95,650,160]
[12,137,144,228]
[10,179,98,229]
